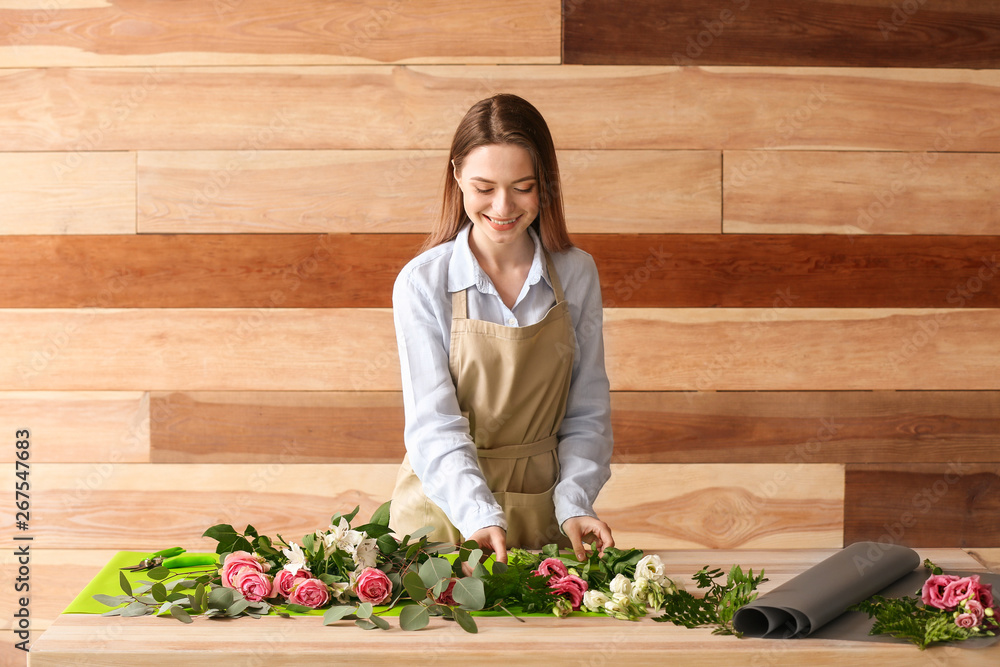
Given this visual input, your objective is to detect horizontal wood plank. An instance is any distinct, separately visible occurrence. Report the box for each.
[1,392,148,463]
[564,0,1000,67]
[0,0,560,67]
[603,308,1000,391]
[4,308,1000,391]
[845,464,1000,547]
[9,463,843,550]
[0,152,134,234]
[2,234,998,308]
[724,151,1000,235]
[2,66,999,151]
[137,150,721,234]
[147,390,1000,465]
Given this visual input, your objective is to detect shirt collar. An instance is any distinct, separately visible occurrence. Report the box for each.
[447,222,551,295]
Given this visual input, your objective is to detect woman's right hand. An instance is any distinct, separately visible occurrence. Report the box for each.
[466,525,508,567]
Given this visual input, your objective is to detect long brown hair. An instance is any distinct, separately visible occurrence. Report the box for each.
[423,94,572,252]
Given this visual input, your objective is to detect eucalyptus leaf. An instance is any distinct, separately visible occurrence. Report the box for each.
[399,604,430,631]
[322,605,356,625]
[227,599,249,616]
[431,579,448,597]
[466,549,483,568]
[419,558,452,589]
[369,614,390,631]
[100,608,124,617]
[151,582,167,603]
[403,571,428,601]
[208,586,235,610]
[147,566,171,581]
[169,606,193,623]
[356,602,373,619]
[491,561,508,575]
[134,595,157,605]
[355,619,377,630]
[194,583,207,613]
[452,607,478,634]
[157,601,173,615]
[283,604,314,614]
[119,571,133,596]
[451,577,485,610]
[132,583,152,595]
[92,593,131,607]
[121,601,151,618]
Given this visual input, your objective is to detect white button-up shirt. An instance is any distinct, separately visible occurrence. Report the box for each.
[392,223,613,538]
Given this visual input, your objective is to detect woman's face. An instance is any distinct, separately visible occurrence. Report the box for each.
[454,143,539,254]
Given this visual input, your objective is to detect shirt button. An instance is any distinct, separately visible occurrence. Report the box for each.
[507,317,517,326]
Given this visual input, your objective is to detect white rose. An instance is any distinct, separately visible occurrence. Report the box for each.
[635,554,666,584]
[610,573,632,597]
[583,589,611,613]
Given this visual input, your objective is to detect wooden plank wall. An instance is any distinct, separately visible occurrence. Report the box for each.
[2,0,1000,649]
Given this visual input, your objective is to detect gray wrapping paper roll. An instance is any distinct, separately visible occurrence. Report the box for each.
[732,542,920,638]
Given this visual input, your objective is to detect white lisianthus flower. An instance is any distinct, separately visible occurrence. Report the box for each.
[583,589,611,613]
[552,598,573,618]
[281,542,309,573]
[604,592,644,621]
[646,580,666,610]
[630,577,650,604]
[610,573,632,597]
[635,554,666,584]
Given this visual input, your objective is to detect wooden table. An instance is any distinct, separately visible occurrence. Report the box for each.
[28,548,1000,666]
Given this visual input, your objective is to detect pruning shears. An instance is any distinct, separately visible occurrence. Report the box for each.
[120,547,218,572]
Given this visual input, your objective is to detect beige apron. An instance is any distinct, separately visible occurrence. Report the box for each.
[390,252,574,549]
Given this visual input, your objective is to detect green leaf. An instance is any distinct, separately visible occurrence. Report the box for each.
[121,601,150,617]
[355,619,377,630]
[119,571,133,596]
[100,608,124,617]
[283,604,314,614]
[419,557,452,589]
[150,582,168,603]
[147,566,171,581]
[227,599,250,617]
[202,524,254,554]
[169,606,193,623]
[302,532,315,552]
[403,571,429,601]
[193,583,207,614]
[322,605,356,625]
[466,549,483,568]
[451,577,486,611]
[208,586,235,610]
[376,534,399,555]
[356,602,373,619]
[93,593,131,607]
[369,614,391,630]
[368,500,392,527]
[399,604,430,631]
[452,607,478,634]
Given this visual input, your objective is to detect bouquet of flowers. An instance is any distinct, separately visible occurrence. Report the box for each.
[850,559,998,649]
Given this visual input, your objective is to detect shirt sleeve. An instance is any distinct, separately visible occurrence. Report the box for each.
[391,268,508,538]
[553,251,614,528]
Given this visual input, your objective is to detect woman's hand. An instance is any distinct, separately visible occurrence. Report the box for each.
[562,516,614,562]
[466,525,508,565]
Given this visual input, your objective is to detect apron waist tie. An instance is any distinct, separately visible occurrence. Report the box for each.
[475,434,558,460]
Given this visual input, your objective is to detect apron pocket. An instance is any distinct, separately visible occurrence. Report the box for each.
[493,480,570,550]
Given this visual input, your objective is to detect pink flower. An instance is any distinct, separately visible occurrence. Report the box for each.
[270,568,312,599]
[965,599,986,625]
[534,558,568,580]
[943,576,982,610]
[550,574,588,610]
[956,613,978,629]
[355,567,392,605]
[922,574,958,610]
[435,579,458,606]
[232,568,273,602]
[221,551,268,588]
[287,578,331,609]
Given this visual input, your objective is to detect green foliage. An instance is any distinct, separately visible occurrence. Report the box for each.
[654,564,767,636]
[849,595,991,650]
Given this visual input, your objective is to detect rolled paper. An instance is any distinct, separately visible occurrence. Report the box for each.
[732,541,920,638]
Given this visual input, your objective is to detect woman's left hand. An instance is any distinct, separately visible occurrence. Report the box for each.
[562,516,614,562]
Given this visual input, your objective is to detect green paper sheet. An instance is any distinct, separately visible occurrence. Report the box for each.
[65,550,603,619]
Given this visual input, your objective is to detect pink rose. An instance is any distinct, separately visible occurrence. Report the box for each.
[534,558,568,580]
[435,579,458,606]
[232,568,273,602]
[271,568,312,599]
[550,574,588,610]
[955,613,978,629]
[921,574,958,610]
[355,567,392,605]
[288,578,331,609]
[221,551,268,588]
[943,576,980,609]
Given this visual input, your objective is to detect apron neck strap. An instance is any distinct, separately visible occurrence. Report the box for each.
[451,250,565,319]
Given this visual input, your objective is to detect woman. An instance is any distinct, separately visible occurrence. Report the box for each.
[389,93,614,564]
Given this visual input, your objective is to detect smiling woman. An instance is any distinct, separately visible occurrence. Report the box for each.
[388,94,616,566]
